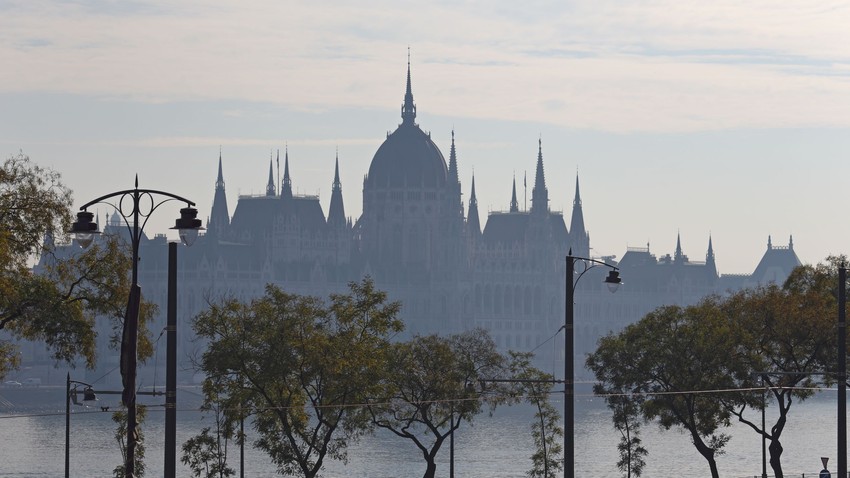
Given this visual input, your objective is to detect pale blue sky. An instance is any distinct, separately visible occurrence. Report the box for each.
[2,0,849,274]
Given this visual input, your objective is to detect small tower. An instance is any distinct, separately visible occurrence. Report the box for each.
[510,176,519,213]
[530,138,549,215]
[209,150,230,237]
[706,235,717,276]
[468,175,481,236]
[569,174,589,257]
[281,147,293,200]
[674,232,684,264]
[401,49,417,126]
[328,151,346,229]
[265,152,276,197]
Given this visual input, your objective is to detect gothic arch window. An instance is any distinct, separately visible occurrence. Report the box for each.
[484,284,493,314]
[524,286,532,315]
[504,288,512,314]
[494,284,503,315]
[475,285,482,313]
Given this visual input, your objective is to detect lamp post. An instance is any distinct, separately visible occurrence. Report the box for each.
[838,262,847,478]
[565,250,621,478]
[70,176,202,478]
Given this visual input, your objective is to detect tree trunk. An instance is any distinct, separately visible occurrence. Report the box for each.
[769,438,784,478]
[421,459,437,478]
[691,434,720,478]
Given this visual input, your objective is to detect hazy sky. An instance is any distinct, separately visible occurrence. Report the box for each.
[2,0,849,274]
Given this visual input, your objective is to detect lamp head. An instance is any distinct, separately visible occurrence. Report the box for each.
[82,386,98,402]
[171,206,204,247]
[604,269,622,293]
[70,210,100,249]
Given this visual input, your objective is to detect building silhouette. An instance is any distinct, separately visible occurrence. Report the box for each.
[18,61,802,385]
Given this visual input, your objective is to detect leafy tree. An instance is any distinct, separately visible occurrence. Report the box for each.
[508,351,563,478]
[0,152,155,377]
[720,259,840,477]
[366,330,509,478]
[112,405,147,477]
[587,299,749,478]
[193,278,402,478]
[181,383,237,478]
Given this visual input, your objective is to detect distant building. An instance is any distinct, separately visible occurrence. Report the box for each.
[21,61,802,385]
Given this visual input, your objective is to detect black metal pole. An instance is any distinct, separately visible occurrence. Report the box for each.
[450,404,455,478]
[761,377,766,478]
[240,412,245,478]
[565,254,574,478]
[125,192,141,478]
[65,372,71,478]
[165,242,177,477]
[838,264,847,478]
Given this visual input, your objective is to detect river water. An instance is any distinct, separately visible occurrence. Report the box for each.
[0,392,845,477]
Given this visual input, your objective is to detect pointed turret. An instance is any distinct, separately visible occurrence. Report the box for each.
[265,152,276,197]
[209,151,230,237]
[530,138,549,214]
[448,130,460,191]
[281,146,293,200]
[674,232,684,263]
[510,176,519,213]
[706,234,717,275]
[789,235,794,250]
[568,174,589,257]
[401,49,417,125]
[328,151,346,229]
[467,175,481,236]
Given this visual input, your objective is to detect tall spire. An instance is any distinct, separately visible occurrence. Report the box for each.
[328,150,346,228]
[468,175,481,236]
[282,146,293,200]
[401,48,417,125]
[510,175,519,213]
[674,232,684,263]
[448,129,459,188]
[265,152,276,197]
[531,138,549,214]
[216,149,225,190]
[706,234,717,276]
[209,151,230,237]
[569,174,588,257]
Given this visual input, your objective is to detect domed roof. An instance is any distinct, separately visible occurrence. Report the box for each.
[368,122,447,189]
[365,61,447,190]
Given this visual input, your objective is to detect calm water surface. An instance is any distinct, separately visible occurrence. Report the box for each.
[0,393,845,477]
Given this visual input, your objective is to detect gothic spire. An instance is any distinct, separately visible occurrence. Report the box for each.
[401,49,417,125]
[569,174,588,256]
[510,175,519,213]
[216,148,225,190]
[209,151,230,236]
[674,232,684,263]
[468,175,481,236]
[448,129,459,189]
[706,234,717,276]
[531,138,549,214]
[328,150,346,228]
[266,152,276,197]
[282,146,293,200]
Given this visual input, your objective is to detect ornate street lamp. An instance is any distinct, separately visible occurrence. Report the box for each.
[70,176,202,478]
[565,249,621,478]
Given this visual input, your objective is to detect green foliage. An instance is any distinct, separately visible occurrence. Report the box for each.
[193,278,402,478]
[367,330,508,478]
[587,298,746,478]
[181,427,235,478]
[112,405,147,478]
[0,153,155,378]
[588,259,846,477]
[508,352,562,478]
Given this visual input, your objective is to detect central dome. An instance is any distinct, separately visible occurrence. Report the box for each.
[365,60,448,190]
[367,122,447,189]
